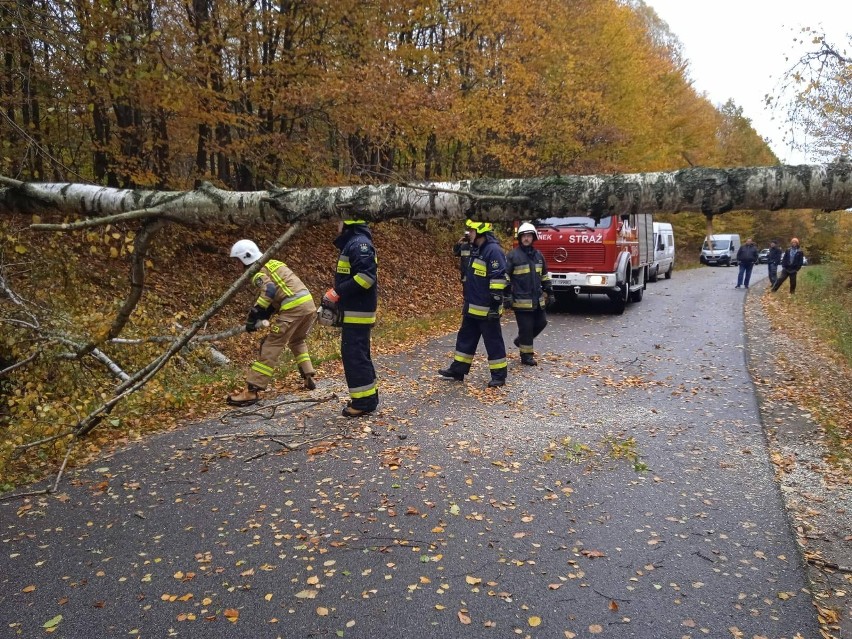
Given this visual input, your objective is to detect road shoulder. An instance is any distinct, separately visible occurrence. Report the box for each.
[745,282,852,639]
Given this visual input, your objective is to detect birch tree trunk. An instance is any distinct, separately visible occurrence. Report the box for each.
[2,163,851,226]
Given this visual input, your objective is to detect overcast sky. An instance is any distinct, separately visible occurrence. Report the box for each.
[643,0,851,164]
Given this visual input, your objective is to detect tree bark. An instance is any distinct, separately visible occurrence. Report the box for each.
[2,164,851,227]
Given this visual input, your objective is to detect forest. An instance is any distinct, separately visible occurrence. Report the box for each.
[1,0,851,484]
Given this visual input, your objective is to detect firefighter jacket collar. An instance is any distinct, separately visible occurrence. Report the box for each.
[334,223,372,250]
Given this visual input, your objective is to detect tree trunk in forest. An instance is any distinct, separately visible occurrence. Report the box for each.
[2,164,851,227]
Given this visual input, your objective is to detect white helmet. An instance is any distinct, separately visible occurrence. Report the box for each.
[517,222,538,239]
[230,239,262,265]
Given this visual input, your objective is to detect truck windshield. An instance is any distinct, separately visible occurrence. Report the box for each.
[703,240,730,250]
[532,216,612,229]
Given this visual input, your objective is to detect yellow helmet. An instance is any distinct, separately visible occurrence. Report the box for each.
[465,219,493,234]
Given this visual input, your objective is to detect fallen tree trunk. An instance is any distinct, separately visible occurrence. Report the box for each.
[2,163,851,226]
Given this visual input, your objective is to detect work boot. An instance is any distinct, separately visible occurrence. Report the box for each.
[341,403,375,418]
[437,368,464,381]
[226,385,261,406]
[487,378,506,388]
[302,372,316,391]
[520,353,538,366]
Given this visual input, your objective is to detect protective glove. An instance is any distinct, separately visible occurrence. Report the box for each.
[486,307,501,321]
[503,292,513,310]
[544,290,555,309]
[245,308,259,332]
[322,288,340,309]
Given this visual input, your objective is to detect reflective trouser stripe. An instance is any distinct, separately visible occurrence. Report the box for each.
[341,324,378,411]
[467,304,489,317]
[246,308,316,388]
[251,361,274,377]
[513,299,534,309]
[343,311,376,324]
[515,308,548,359]
[349,381,377,398]
[488,358,508,370]
[446,314,507,380]
[513,265,531,274]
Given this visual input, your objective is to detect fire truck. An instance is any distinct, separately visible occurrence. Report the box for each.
[518,213,654,314]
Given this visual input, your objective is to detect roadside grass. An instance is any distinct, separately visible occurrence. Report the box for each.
[791,265,852,367]
[764,263,852,464]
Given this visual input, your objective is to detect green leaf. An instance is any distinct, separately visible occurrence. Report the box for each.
[43,615,63,629]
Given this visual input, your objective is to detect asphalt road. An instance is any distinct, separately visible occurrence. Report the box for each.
[1,265,819,639]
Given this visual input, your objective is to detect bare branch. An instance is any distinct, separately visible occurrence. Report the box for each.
[31,207,165,231]
[75,218,166,358]
[109,325,246,345]
[72,223,303,438]
[0,351,39,378]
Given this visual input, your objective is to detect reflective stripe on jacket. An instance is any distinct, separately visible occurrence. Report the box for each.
[333,223,378,325]
[506,245,551,310]
[463,234,507,317]
[251,259,314,313]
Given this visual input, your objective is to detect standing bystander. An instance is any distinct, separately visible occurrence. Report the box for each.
[767,240,783,287]
[735,237,758,289]
[771,238,805,294]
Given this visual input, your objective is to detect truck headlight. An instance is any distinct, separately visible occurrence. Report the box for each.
[587,275,607,286]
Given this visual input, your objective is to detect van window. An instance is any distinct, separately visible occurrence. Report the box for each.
[703,239,730,250]
[533,216,613,229]
[667,235,673,247]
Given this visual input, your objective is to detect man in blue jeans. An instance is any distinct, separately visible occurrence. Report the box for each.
[767,240,783,286]
[735,237,758,288]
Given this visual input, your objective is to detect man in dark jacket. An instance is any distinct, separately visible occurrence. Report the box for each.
[452,233,474,282]
[322,218,379,417]
[506,222,553,366]
[438,220,509,387]
[735,237,759,288]
[771,237,805,294]
[767,240,783,286]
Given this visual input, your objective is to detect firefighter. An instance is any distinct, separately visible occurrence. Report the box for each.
[227,239,317,406]
[452,230,475,281]
[321,218,379,417]
[506,222,553,366]
[438,219,509,387]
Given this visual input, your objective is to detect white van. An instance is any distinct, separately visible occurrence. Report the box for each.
[650,222,675,281]
[700,234,741,267]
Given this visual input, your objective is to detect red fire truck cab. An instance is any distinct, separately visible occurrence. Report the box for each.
[518,213,653,314]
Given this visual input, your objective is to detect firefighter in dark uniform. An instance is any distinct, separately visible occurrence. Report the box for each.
[438,220,509,387]
[322,218,379,417]
[506,222,553,366]
[452,232,474,281]
[227,239,317,406]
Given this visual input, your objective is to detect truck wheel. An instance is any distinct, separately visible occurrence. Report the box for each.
[610,268,630,314]
[648,266,658,282]
[664,263,673,279]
